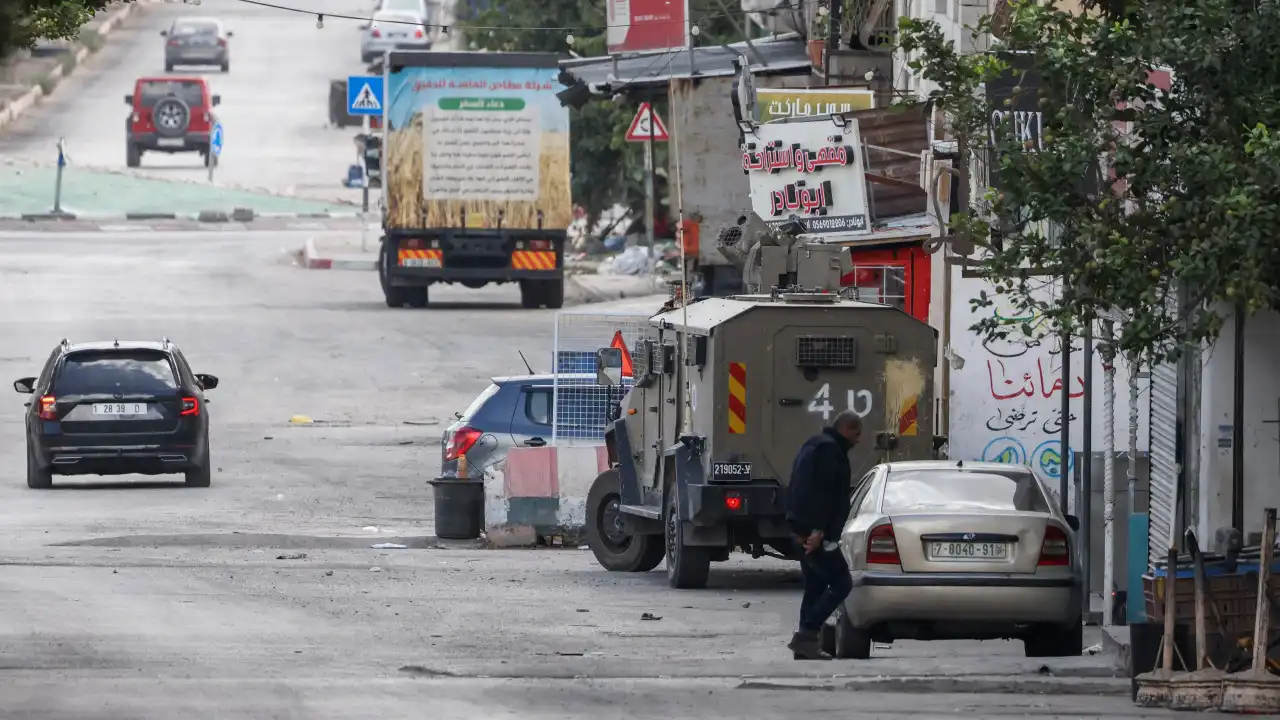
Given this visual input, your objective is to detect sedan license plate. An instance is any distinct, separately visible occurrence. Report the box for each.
[157,138,184,148]
[712,461,751,482]
[930,541,1009,561]
[92,402,148,416]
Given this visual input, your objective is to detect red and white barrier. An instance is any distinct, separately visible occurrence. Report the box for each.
[486,445,610,547]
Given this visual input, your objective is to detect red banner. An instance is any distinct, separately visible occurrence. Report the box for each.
[606,0,689,54]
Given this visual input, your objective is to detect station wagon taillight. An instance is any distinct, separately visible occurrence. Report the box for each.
[866,523,900,565]
[1038,526,1070,567]
[445,426,482,461]
[371,28,382,38]
[38,395,57,420]
[181,397,199,416]
[414,28,423,38]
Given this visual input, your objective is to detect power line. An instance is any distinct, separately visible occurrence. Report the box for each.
[221,0,807,35]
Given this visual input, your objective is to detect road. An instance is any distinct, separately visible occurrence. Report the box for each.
[0,0,383,204]
[0,229,1175,718]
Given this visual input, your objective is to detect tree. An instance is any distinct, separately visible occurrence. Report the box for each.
[898,0,1280,362]
[456,0,740,227]
[0,0,126,59]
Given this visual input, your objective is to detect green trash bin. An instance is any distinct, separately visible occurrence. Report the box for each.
[429,477,484,540]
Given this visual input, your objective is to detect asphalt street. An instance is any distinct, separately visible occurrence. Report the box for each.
[0,229,1173,717]
[0,0,382,204]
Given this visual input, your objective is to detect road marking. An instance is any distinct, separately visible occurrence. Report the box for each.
[98,225,155,232]
[288,222,326,230]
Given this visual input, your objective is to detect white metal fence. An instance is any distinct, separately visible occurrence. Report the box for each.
[551,303,662,446]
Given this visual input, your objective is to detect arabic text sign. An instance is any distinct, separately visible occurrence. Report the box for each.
[606,0,689,53]
[741,119,870,235]
[947,271,1150,509]
[756,88,875,124]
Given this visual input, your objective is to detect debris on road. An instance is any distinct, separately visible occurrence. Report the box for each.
[276,553,307,560]
[369,566,383,572]
[363,526,379,532]
[741,602,751,609]
[640,612,662,621]
[324,570,334,576]
[372,543,407,549]
[290,415,313,424]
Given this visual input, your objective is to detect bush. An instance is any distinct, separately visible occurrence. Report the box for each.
[60,53,76,75]
[39,76,58,96]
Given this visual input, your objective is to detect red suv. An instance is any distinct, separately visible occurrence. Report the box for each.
[124,77,220,168]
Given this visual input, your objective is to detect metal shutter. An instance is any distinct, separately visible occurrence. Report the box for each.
[1147,358,1180,567]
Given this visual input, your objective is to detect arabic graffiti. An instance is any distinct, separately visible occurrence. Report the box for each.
[770,179,833,217]
[741,139,852,175]
[987,358,1084,401]
[1031,440,1074,481]
[984,406,1077,435]
[981,436,1027,465]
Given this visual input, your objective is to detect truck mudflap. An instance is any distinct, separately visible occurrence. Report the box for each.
[384,229,564,283]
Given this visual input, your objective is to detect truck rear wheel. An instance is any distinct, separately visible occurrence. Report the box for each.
[665,482,711,589]
[519,280,542,309]
[379,242,412,308]
[542,279,564,309]
[586,469,663,572]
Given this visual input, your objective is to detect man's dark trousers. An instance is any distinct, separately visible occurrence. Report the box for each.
[798,547,853,633]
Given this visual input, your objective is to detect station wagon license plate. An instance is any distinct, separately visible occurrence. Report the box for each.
[92,402,148,416]
[712,461,751,482]
[930,541,1009,561]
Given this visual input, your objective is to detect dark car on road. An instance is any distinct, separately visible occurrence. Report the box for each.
[125,76,220,168]
[162,17,232,72]
[14,339,219,489]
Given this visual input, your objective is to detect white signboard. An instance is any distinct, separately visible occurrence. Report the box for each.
[947,269,1150,509]
[741,118,871,235]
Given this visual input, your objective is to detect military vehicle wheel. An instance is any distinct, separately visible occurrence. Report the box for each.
[665,482,711,589]
[833,606,872,659]
[586,470,663,572]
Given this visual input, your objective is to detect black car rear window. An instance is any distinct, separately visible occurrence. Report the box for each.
[881,469,1051,513]
[55,351,179,396]
[138,81,204,108]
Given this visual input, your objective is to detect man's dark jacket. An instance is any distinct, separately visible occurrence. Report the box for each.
[786,427,854,540]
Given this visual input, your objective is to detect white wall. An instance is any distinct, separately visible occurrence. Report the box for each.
[947,268,1151,510]
[1197,307,1280,541]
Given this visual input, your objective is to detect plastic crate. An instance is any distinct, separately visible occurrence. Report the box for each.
[1144,561,1280,641]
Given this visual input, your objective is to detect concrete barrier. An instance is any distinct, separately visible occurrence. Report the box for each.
[487,445,609,547]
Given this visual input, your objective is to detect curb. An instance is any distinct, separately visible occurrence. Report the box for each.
[737,675,1131,697]
[301,237,377,271]
[0,0,156,133]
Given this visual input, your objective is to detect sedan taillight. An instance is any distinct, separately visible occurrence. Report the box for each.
[181,397,199,416]
[1038,526,1070,566]
[414,29,423,38]
[217,38,226,47]
[866,523,900,566]
[38,395,57,420]
[371,28,381,38]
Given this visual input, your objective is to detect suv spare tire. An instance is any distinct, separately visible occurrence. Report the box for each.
[153,97,191,138]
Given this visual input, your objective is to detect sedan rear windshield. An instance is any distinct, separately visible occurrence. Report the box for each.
[381,0,422,12]
[55,351,179,396]
[138,81,204,108]
[172,21,219,35]
[881,469,1051,513]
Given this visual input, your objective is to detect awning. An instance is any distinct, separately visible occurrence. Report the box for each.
[559,33,810,89]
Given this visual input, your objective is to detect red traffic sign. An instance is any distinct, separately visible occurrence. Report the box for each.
[625,103,669,142]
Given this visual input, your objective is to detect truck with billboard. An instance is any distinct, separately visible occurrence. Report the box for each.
[377,52,572,309]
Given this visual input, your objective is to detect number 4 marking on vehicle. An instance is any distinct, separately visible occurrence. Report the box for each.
[807,383,873,421]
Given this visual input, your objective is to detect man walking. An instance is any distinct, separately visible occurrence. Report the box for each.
[785,410,862,660]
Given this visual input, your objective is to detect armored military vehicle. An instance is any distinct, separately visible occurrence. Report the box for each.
[584,218,943,588]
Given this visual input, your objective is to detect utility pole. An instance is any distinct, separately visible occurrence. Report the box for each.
[644,104,656,250]
[825,0,842,87]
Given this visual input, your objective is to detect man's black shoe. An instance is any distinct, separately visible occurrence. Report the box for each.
[787,631,831,660]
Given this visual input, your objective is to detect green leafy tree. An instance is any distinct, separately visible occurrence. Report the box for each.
[898,0,1280,362]
[456,0,740,228]
[0,0,127,59]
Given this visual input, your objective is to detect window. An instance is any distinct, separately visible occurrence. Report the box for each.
[173,20,219,35]
[881,469,1051,513]
[54,351,178,396]
[138,81,205,108]
[381,0,422,13]
[459,383,500,422]
[36,348,60,390]
[847,265,907,311]
[525,388,552,426]
[856,478,882,515]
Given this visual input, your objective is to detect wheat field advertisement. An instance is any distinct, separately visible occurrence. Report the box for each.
[384,66,571,231]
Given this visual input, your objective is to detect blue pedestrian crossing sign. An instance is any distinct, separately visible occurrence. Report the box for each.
[210,122,224,158]
[347,76,383,116]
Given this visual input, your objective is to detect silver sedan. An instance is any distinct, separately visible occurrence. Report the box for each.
[825,460,1083,659]
[361,10,432,64]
